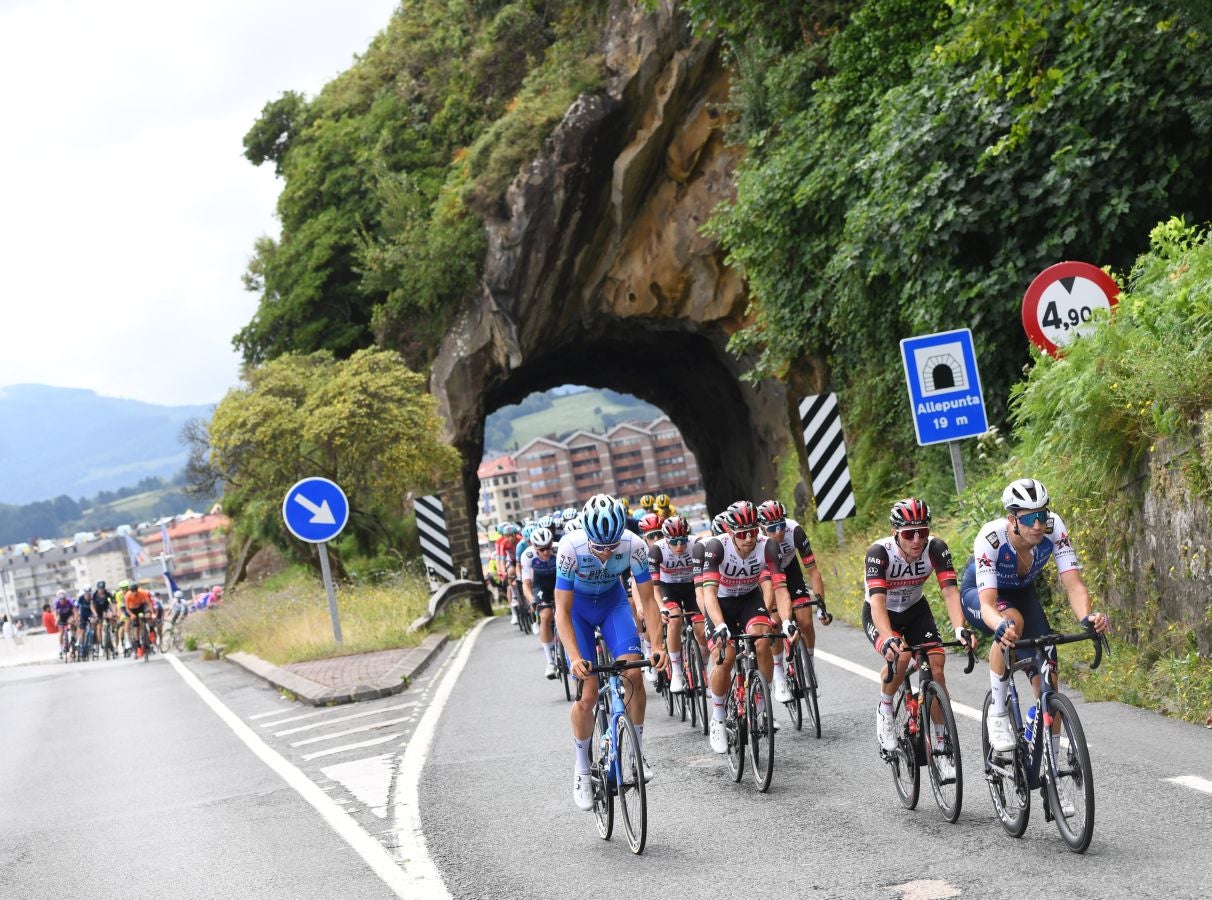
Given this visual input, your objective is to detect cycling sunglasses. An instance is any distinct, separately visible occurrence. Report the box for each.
[534,545,553,553]
[1016,508,1050,527]
[731,528,759,540]
[667,537,689,546]
[588,539,620,553]
[763,520,787,533]
[897,527,930,541]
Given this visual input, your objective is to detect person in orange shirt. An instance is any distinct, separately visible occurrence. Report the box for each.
[41,603,58,635]
[124,583,155,656]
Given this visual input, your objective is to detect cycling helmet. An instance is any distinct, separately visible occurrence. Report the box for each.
[889,497,931,529]
[1002,478,1049,511]
[57,589,67,599]
[757,499,787,526]
[711,512,729,536]
[581,494,626,545]
[96,580,106,589]
[725,500,759,532]
[638,512,663,536]
[118,580,130,590]
[564,516,582,533]
[639,494,656,510]
[530,526,554,548]
[173,590,184,599]
[661,515,691,539]
[537,515,554,530]
[655,493,670,508]
[562,506,578,521]
[521,524,537,540]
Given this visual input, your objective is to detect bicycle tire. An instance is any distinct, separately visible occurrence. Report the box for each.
[687,641,709,735]
[890,688,920,809]
[748,670,775,793]
[684,646,699,728]
[1043,692,1095,853]
[784,645,804,731]
[660,668,674,717]
[616,715,648,854]
[725,687,745,783]
[556,640,572,702]
[922,680,963,823]
[801,646,822,739]
[981,690,1030,837]
[590,709,614,840]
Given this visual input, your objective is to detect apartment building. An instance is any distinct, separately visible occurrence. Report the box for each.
[476,455,525,529]
[0,537,133,627]
[137,512,230,598]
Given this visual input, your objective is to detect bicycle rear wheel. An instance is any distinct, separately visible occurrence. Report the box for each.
[922,680,962,823]
[725,688,745,783]
[784,646,803,731]
[556,640,571,701]
[890,689,920,809]
[687,641,709,735]
[981,690,1030,837]
[590,710,613,840]
[616,715,648,854]
[800,646,821,739]
[747,671,775,793]
[1043,692,1095,853]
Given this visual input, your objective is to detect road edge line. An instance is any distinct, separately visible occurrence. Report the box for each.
[391,615,495,898]
[164,653,414,898]
[813,648,984,722]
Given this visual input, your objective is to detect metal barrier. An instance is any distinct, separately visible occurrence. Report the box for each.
[409,579,491,632]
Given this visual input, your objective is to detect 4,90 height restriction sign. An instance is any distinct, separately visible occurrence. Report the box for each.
[1022,261,1119,357]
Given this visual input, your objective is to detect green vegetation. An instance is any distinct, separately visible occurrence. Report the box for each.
[237,0,609,370]
[484,387,662,452]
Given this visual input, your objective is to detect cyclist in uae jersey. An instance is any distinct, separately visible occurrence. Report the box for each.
[632,511,665,679]
[699,501,790,754]
[520,527,560,678]
[864,498,975,759]
[960,478,1107,753]
[555,494,664,811]
[647,515,703,694]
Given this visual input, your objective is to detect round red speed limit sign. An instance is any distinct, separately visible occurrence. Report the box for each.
[1022,261,1120,357]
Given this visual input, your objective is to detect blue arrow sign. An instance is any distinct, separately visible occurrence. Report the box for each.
[282,477,350,544]
[899,328,989,446]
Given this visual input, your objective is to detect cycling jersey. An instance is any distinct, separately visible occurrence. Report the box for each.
[92,590,113,615]
[767,518,817,573]
[494,536,519,580]
[647,539,696,584]
[864,536,957,614]
[972,514,1078,592]
[519,545,558,593]
[75,594,95,620]
[55,597,75,623]
[124,588,153,612]
[555,531,651,595]
[699,535,782,597]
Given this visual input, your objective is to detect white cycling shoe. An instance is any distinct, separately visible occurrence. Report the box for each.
[986,712,1016,753]
[877,707,898,752]
[573,772,593,811]
[773,678,793,704]
[933,753,956,783]
[544,661,557,680]
[669,669,686,693]
[709,719,728,754]
[509,610,518,625]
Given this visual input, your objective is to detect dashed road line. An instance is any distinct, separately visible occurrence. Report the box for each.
[1165,775,1212,795]
[274,702,419,736]
[813,649,984,722]
[291,716,414,747]
[303,734,405,762]
[249,708,292,720]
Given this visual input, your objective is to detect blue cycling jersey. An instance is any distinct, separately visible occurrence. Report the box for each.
[555,530,651,595]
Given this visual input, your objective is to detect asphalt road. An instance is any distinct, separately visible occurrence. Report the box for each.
[419,618,1212,900]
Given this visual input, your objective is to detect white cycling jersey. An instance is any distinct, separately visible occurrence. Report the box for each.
[699,535,782,598]
[647,538,696,584]
[864,536,957,614]
[519,545,557,582]
[972,514,1079,592]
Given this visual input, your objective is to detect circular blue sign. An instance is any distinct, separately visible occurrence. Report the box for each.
[282,477,350,543]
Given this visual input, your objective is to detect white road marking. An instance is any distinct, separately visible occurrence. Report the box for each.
[274,702,420,736]
[321,753,396,819]
[260,703,384,729]
[1166,775,1212,795]
[290,716,414,747]
[391,617,493,899]
[249,708,292,720]
[303,734,403,762]
[813,649,984,722]
[164,654,413,898]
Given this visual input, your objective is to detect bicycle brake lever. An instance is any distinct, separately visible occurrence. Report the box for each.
[964,649,976,675]
[882,658,895,684]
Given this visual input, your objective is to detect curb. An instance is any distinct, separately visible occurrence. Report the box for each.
[225,633,449,706]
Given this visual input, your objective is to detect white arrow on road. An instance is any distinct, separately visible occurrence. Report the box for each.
[294,492,336,525]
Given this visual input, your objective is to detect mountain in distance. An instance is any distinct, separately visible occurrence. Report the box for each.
[0,384,214,504]
[483,386,663,456]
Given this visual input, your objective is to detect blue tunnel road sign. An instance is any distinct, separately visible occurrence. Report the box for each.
[900,328,989,446]
[282,477,350,543]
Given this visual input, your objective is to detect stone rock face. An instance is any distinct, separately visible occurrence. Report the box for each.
[430,1,803,578]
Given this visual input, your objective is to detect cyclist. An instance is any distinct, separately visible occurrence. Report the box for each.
[638,493,656,513]
[75,585,96,660]
[649,515,703,694]
[700,501,790,753]
[757,499,831,704]
[653,492,676,520]
[170,590,190,626]
[555,494,664,810]
[960,478,1108,753]
[864,498,975,773]
[495,523,521,624]
[54,590,75,658]
[520,526,560,678]
[123,581,155,656]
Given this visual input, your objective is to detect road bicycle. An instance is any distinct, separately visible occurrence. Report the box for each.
[162,613,187,653]
[129,611,155,661]
[782,592,832,736]
[717,631,780,792]
[661,607,709,731]
[101,617,119,660]
[513,581,534,635]
[880,636,976,823]
[981,624,1108,853]
[577,658,653,854]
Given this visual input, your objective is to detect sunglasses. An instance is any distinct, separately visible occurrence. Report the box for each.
[644,532,663,541]
[763,521,787,533]
[667,537,689,546]
[897,527,930,541]
[535,545,553,553]
[731,529,759,540]
[588,540,620,554]
[1016,509,1050,527]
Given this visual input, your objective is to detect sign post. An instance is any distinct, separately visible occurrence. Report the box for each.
[1022,261,1120,357]
[899,328,989,495]
[282,477,350,644]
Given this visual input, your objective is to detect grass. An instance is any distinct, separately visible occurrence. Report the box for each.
[503,390,660,449]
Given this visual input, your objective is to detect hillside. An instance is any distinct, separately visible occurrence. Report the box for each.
[0,384,213,504]
[483,387,662,454]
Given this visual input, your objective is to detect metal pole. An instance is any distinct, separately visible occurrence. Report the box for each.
[316,542,343,644]
[834,519,845,549]
[949,441,967,494]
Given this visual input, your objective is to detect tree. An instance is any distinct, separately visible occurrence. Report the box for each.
[200,348,462,579]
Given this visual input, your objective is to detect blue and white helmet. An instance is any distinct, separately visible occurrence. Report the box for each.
[537,515,554,530]
[581,494,626,545]
[521,524,537,541]
[562,506,578,522]
[530,527,554,548]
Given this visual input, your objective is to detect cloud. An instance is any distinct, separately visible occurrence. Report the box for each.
[0,0,399,406]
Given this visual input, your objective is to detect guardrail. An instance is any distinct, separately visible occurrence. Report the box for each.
[409,579,491,632]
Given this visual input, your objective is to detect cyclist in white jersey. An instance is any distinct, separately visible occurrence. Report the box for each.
[555,494,665,810]
[520,527,560,678]
[690,512,728,626]
[648,515,704,694]
[634,511,666,677]
[863,498,975,765]
[959,478,1107,752]
[700,501,789,754]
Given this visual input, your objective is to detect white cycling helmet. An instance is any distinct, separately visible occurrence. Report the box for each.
[1002,478,1050,511]
[564,516,582,533]
[530,527,554,548]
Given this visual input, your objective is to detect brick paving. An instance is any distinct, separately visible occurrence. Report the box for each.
[284,648,409,690]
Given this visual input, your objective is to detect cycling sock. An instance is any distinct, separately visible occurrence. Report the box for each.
[711,692,727,722]
[641,638,652,658]
[933,723,946,747]
[772,653,785,682]
[879,692,894,714]
[990,671,1009,714]
[542,642,554,663]
[805,647,814,656]
[669,651,682,669]
[573,737,591,774]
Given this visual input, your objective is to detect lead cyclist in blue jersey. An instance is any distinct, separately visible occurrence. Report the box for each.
[555,493,665,811]
[960,478,1108,753]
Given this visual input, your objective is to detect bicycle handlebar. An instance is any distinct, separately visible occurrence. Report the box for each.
[715,630,782,666]
[997,624,1108,682]
[882,638,977,684]
[791,592,833,624]
[573,659,654,701]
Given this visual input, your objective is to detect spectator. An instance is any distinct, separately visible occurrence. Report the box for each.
[42,603,58,634]
[2,615,14,642]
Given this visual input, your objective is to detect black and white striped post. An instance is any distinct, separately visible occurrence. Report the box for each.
[414,495,456,592]
[799,393,857,546]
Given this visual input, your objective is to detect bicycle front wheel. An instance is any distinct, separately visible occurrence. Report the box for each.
[616,715,648,854]
[890,689,920,810]
[688,641,709,735]
[590,710,613,840]
[981,690,1030,837]
[747,671,775,793]
[725,688,745,783]
[922,680,963,823]
[556,640,571,701]
[801,646,821,739]
[1043,692,1095,853]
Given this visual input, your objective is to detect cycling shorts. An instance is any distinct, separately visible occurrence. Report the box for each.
[57,612,72,626]
[569,581,641,664]
[862,599,941,655]
[659,581,701,620]
[530,576,557,608]
[960,558,1053,662]
[716,587,772,636]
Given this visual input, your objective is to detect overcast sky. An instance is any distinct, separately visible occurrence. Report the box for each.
[0,0,400,407]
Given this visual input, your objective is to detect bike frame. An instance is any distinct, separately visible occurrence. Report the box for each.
[578,660,649,794]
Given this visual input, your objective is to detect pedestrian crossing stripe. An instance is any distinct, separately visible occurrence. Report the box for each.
[414,494,456,588]
[799,393,857,522]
